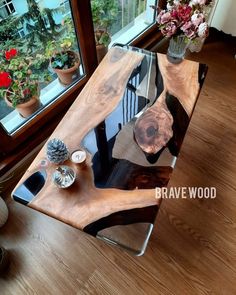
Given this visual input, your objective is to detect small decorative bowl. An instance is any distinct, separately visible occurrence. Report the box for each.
[52,165,76,189]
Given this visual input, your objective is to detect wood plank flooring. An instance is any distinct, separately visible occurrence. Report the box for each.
[0,32,236,294]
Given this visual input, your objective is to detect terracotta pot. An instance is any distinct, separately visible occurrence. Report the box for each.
[4,91,40,118]
[96,45,108,64]
[0,197,8,228]
[51,51,80,86]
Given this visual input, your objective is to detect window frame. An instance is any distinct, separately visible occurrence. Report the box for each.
[0,0,16,17]
[0,0,98,156]
[0,0,167,176]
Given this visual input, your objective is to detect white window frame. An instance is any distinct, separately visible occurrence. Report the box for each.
[0,0,16,17]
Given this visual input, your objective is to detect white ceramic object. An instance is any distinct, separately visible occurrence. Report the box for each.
[0,197,8,227]
[71,150,86,165]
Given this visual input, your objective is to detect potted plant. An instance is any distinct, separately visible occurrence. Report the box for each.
[49,40,80,86]
[0,48,40,118]
[91,0,119,63]
[46,18,80,86]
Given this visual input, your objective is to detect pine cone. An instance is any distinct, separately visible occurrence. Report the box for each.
[46,138,69,164]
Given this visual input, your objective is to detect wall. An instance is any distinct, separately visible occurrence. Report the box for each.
[13,0,28,15]
[211,0,236,36]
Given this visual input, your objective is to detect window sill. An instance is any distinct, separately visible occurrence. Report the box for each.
[0,65,84,135]
[110,12,154,47]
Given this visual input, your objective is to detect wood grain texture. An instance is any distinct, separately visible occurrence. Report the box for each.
[115,53,204,165]
[133,51,202,156]
[12,47,163,229]
[134,96,174,155]
[1,31,236,295]
[113,118,177,167]
[157,53,200,117]
[29,161,160,229]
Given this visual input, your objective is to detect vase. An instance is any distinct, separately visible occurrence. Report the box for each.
[167,35,189,64]
[0,197,8,228]
[189,37,205,53]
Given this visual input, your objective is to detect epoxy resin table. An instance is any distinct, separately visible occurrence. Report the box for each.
[12,45,207,255]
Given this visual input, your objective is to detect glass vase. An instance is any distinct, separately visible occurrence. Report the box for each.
[167,35,189,63]
[189,37,205,53]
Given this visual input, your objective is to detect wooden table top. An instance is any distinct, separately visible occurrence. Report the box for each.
[12,45,207,254]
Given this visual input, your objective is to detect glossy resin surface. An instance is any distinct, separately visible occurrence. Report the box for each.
[12,46,207,255]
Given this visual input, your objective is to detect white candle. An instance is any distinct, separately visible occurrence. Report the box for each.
[71,150,86,164]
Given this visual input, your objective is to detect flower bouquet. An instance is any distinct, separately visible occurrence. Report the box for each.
[154,0,212,61]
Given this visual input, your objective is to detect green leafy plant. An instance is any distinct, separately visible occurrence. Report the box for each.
[0,16,18,42]
[0,48,39,107]
[51,50,79,70]
[46,21,79,71]
[16,0,62,51]
[91,0,119,46]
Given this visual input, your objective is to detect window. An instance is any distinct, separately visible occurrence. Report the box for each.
[111,0,157,45]
[0,0,163,169]
[91,0,157,48]
[0,0,85,134]
[0,0,15,18]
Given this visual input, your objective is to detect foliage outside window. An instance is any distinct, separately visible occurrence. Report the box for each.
[0,0,83,134]
[91,0,157,62]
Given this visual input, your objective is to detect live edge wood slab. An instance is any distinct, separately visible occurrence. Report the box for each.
[12,46,207,249]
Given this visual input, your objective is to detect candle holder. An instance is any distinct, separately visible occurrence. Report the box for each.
[70,149,87,167]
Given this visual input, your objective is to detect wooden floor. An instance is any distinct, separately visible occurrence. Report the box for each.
[1,32,236,294]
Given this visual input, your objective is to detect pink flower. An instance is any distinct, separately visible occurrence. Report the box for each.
[162,21,178,37]
[157,11,172,24]
[191,13,204,26]
[176,5,192,23]
[157,1,209,40]
[181,21,197,39]
[190,0,207,5]
[198,22,209,38]
[186,28,196,39]
[170,9,178,19]
[181,21,192,31]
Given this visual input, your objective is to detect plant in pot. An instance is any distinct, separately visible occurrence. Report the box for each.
[46,19,80,86]
[0,48,40,118]
[48,41,80,86]
[91,0,119,63]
